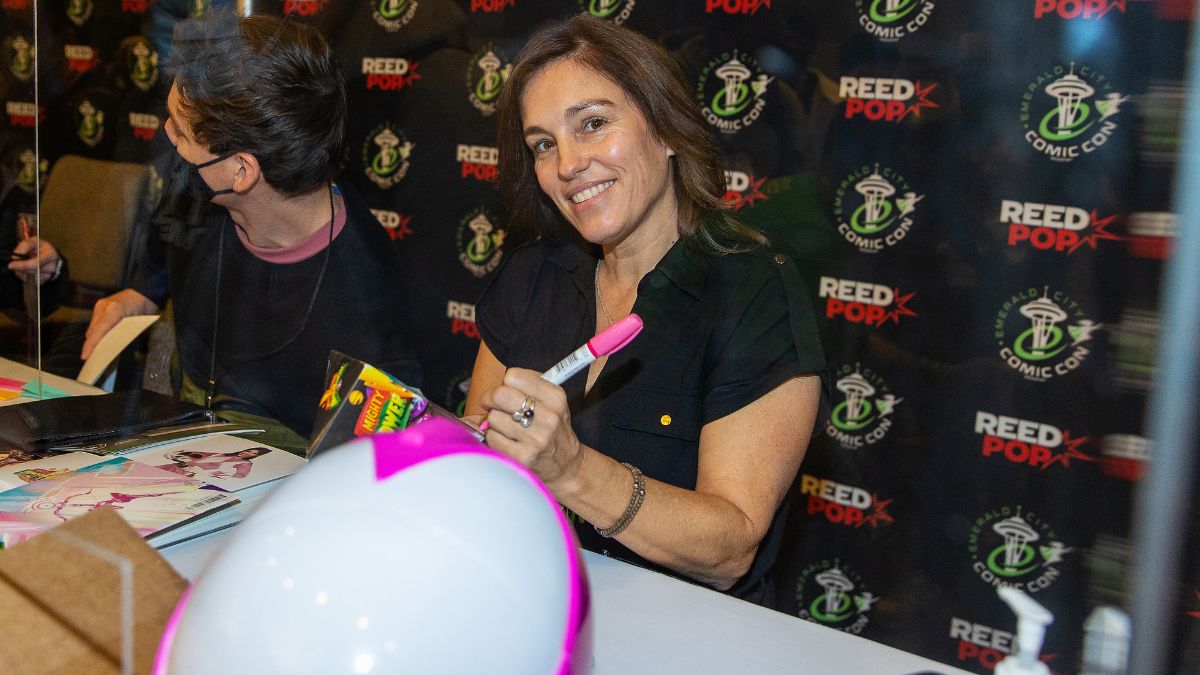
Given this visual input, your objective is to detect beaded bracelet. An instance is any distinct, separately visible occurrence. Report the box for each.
[595,462,646,538]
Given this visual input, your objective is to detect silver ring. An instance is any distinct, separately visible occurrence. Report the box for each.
[514,396,536,428]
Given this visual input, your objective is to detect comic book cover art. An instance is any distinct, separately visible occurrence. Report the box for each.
[0,448,43,469]
[0,452,108,491]
[125,434,305,492]
[0,457,237,548]
[308,351,483,459]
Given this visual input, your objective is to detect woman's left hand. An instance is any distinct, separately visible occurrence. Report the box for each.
[479,367,584,492]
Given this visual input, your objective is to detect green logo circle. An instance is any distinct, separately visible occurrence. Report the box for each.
[986,544,1039,577]
[466,236,494,263]
[589,0,620,18]
[1013,325,1067,361]
[831,399,877,432]
[850,201,896,235]
[378,0,409,20]
[372,149,399,177]
[475,71,503,103]
[711,82,751,117]
[869,0,918,23]
[810,593,854,623]
[1038,102,1094,142]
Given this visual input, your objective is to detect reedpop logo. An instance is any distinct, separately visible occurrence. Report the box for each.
[363,57,420,92]
[799,474,894,529]
[999,199,1120,254]
[825,364,901,449]
[840,75,938,123]
[856,0,936,41]
[834,164,923,253]
[818,276,918,328]
[723,170,768,210]
[1034,0,1125,19]
[967,506,1072,593]
[1021,63,1126,161]
[974,411,1093,471]
[795,561,878,634]
[994,287,1101,381]
[697,52,772,135]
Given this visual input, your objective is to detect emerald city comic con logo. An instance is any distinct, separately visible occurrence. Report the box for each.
[834,164,923,253]
[697,52,772,135]
[1021,64,1127,161]
[994,287,1101,382]
[372,0,419,32]
[66,0,94,26]
[75,99,105,148]
[456,207,506,277]
[826,364,901,450]
[466,46,510,116]
[127,38,159,92]
[795,561,878,634]
[579,0,635,24]
[968,506,1072,593]
[362,123,414,189]
[855,0,936,42]
[3,35,34,83]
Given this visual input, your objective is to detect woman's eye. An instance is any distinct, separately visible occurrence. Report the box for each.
[583,117,607,132]
[531,139,553,153]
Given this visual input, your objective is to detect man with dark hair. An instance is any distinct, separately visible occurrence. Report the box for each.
[83,12,420,453]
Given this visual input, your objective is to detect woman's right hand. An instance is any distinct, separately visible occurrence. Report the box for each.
[82,288,159,360]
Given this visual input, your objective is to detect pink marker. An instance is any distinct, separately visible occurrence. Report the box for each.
[543,313,643,385]
[479,313,643,431]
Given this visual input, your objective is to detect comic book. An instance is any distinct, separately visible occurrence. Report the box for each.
[307,351,483,459]
[124,434,304,492]
[0,452,107,491]
[0,457,238,549]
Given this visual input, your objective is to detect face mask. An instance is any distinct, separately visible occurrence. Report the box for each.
[185,151,236,201]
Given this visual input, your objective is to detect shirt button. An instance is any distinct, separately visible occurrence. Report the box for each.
[660,414,672,426]
[773,253,787,265]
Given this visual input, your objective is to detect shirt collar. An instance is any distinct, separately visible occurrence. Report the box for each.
[645,239,706,300]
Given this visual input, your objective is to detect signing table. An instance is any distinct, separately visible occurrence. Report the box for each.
[1,357,967,674]
[162,527,969,674]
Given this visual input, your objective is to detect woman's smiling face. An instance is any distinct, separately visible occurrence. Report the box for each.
[520,58,678,247]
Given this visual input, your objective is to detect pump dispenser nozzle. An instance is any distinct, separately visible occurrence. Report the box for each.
[996,586,1054,675]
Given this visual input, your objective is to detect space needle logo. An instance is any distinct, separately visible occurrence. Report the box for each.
[968,507,1072,593]
[834,164,922,253]
[466,46,510,116]
[826,364,901,449]
[795,561,877,634]
[697,52,771,135]
[855,0,935,42]
[995,287,1100,382]
[371,0,419,32]
[362,123,414,189]
[1021,63,1126,161]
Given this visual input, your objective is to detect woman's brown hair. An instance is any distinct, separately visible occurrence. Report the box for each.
[495,14,767,254]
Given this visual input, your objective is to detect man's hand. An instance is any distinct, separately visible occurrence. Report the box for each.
[82,289,160,360]
[7,237,62,284]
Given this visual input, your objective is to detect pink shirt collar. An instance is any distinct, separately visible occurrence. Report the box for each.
[235,196,347,264]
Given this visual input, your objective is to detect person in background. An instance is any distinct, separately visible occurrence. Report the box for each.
[2,215,67,319]
[81,12,421,454]
[465,15,827,604]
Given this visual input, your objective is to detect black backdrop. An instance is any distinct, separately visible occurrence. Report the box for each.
[2,1,1195,672]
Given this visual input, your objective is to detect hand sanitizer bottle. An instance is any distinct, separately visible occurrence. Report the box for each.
[996,586,1054,675]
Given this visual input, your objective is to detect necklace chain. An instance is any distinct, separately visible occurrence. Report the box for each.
[594,260,615,328]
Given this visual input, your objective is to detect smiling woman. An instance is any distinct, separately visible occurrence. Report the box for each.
[464,14,828,604]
